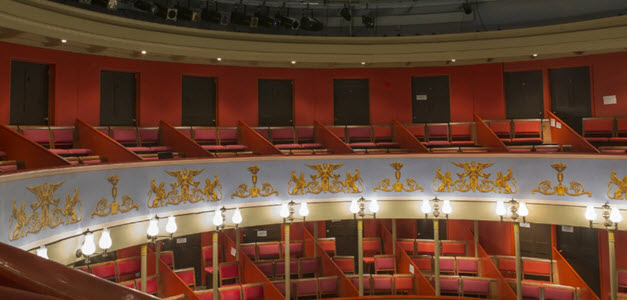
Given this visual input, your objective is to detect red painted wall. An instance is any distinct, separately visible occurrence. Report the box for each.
[1,42,626,127]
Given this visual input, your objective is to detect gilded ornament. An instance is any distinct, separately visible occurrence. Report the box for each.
[91,175,139,218]
[148,168,221,208]
[195,174,222,201]
[607,170,627,200]
[166,169,205,204]
[532,162,590,197]
[9,181,82,241]
[288,163,363,195]
[432,161,517,194]
[231,165,279,198]
[373,162,424,192]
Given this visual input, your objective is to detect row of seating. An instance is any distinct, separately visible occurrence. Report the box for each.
[76,252,174,283]
[194,282,265,300]
[347,274,415,295]
[251,126,327,154]
[174,126,251,154]
[326,124,407,153]
[617,268,627,292]
[0,151,22,172]
[404,122,477,147]
[410,255,480,277]
[254,257,320,280]
[508,280,580,300]
[436,275,496,298]
[485,119,545,145]
[582,117,627,144]
[397,239,469,256]
[491,255,555,283]
[272,276,339,298]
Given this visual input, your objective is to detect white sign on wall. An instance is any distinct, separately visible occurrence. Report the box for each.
[603,95,617,105]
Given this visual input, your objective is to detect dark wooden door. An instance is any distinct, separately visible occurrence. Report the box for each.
[505,70,544,119]
[557,226,600,295]
[333,79,369,125]
[182,76,217,126]
[242,224,282,243]
[550,66,592,134]
[160,233,202,286]
[100,70,137,126]
[411,76,450,123]
[417,219,447,240]
[10,61,49,125]
[325,220,358,256]
[258,79,293,126]
[519,223,552,259]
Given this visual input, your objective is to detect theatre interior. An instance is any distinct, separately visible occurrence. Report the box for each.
[1,1,627,300]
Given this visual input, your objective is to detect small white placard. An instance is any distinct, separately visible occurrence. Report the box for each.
[409,264,415,274]
[520,222,531,228]
[257,230,267,237]
[550,118,556,127]
[230,247,237,256]
[176,237,187,244]
[556,122,562,129]
[331,219,342,222]
[416,94,428,101]
[561,225,574,233]
[603,95,617,105]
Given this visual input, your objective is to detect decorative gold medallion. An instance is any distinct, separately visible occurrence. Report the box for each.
[148,169,222,208]
[231,165,279,198]
[91,175,139,218]
[373,162,424,192]
[432,161,517,194]
[607,171,627,200]
[9,182,82,241]
[288,163,363,195]
[532,162,591,197]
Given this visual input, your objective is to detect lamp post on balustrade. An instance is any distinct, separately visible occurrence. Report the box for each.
[349,197,379,296]
[421,197,452,296]
[280,200,308,300]
[585,203,622,300]
[496,199,528,300]
[212,207,242,300]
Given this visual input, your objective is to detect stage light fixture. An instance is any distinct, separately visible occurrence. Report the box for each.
[134,0,159,14]
[300,16,324,31]
[175,5,200,22]
[92,0,118,9]
[165,8,178,21]
[362,15,375,28]
[462,2,473,15]
[231,10,253,26]
[340,4,351,21]
[276,14,300,30]
[255,11,277,28]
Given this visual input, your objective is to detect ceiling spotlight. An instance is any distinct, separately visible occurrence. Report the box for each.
[340,4,351,21]
[362,15,375,28]
[300,16,324,31]
[291,61,296,64]
[462,2,473,15]
[61,39,67,44]
[141,50,147,55]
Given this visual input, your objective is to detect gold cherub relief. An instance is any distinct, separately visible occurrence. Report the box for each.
[9,181,82,241]
[148,168,222,208]
[288,163,363,195]
[92,175,139,218]
[532,162,591,197]
[607,170,627,200]
[373,162,424,192]
[432,161,517,194]
[231,165,279,198]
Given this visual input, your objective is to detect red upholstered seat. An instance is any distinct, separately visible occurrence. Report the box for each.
[349,275,371,293]
[254,260,274,279]
[523,259,551,279]
[111,128,138,145]
[282,241,304,258]
[239,243,256,259]
[66,148,93,155]
[489,121,512,141]
[509,147,533,153]
[218,128,239,144]
[219,262,240,285]
[150,146,172,152]
[270,127,295,142]
[160,251,174,268]
[242,283,265,300]
[410,256,432,272]
[254,127,270,139]
[609,137,627,143]
[202,246,222,275]
[49,148,69,155]
[601,149,626,154]
[457,257,479,275]
[202,145,227,151]
[363,257,375,264]
[116,257,141,281]
[347,126,372,141]
[225,144,248,151]
[292,278,317,298]
[318,276,339,297]
[274,260,298,277]
[586,137,610,143]
[583,118,613,136]
[618,270,627,286]
[119,280,136,289]
[372,274,393,294]
[439,257,455,273]
[439,277,459,294]
[299,257,320,277]
[219,286,242,300]
[276,143,301,149]
[394,274,414,294]
[127,146,152,153]
[451,140,475,146]
[450,123,473,145]
[135,276,158,294]
[273,281,285,295]
[333,256,355,274]
[295,127,315,142]
[427,124,448,139]
[441,241,466,256]
[397,240,415,255]
[521,282,541,299]
[257,242,280,259]
[300,142,323,149]
[50,127,74,146]
[376,141,400,148]
[543,284,575,300]
[427,140,451,147]
[328,126,346,141]
[196,290,213,300]
[511,137,543,144]
[174,267,196,289]
[137,127,159,145]
[318,238,336,256]
[21,128,51,146]
[462,278,490,295]
[0,151,6,158]
[193,127,218,143]
[350,142,377,148]
[416,240,435,255]
[90,261,116,281]
[0,164,19,172]
[374,255,395,273]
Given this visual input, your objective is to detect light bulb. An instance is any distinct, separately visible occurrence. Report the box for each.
[212,210,224,227]
[349,199,360,214]
[99,228,112,250]
[166,216,177,234]
[496,200,507,216]
[442,199,452,214]
[369,199,380,213]
[147,218,159,237]
[232,207,243,225]
[584,205,597,221]
[299,202,309,217]
[610,206,623,223]
[81,232,96,256]
[37,246,49,259]
[280,203,290,218]
[518,202,529,217]
[421,199,432,214]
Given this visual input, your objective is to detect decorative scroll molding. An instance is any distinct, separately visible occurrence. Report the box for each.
[9,182,82,241]
[91,175,139,218]
[288,163,363,195]
[607,171,627,200]
[373,162,424,192]
[532,162,591,197]
[433,161,517,194]
[231,165,278,199]
[148,168,222,208]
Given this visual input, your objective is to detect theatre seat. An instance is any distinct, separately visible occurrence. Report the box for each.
[174,267,196,290]
[318,276,339,298]
[582,117,613,144]
[254,260,274,279]
[394,274,414,295]
[292,278,317,299]
[333,256,355,274]
[461,277,491,297]
[348,274,372,295]
[242,282,265,300]
[134,275,158,295]
[298,257,320,278]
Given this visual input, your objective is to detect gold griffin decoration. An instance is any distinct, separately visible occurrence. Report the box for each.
[148,169,222,208]
[288,163,363,195]
[432,161,517,194]
[373,162,424,192]
[607,170,627,200]
[531,162,591,197]
[9,182,82,241]
[91,175,139,218]
[231,165,279,198]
